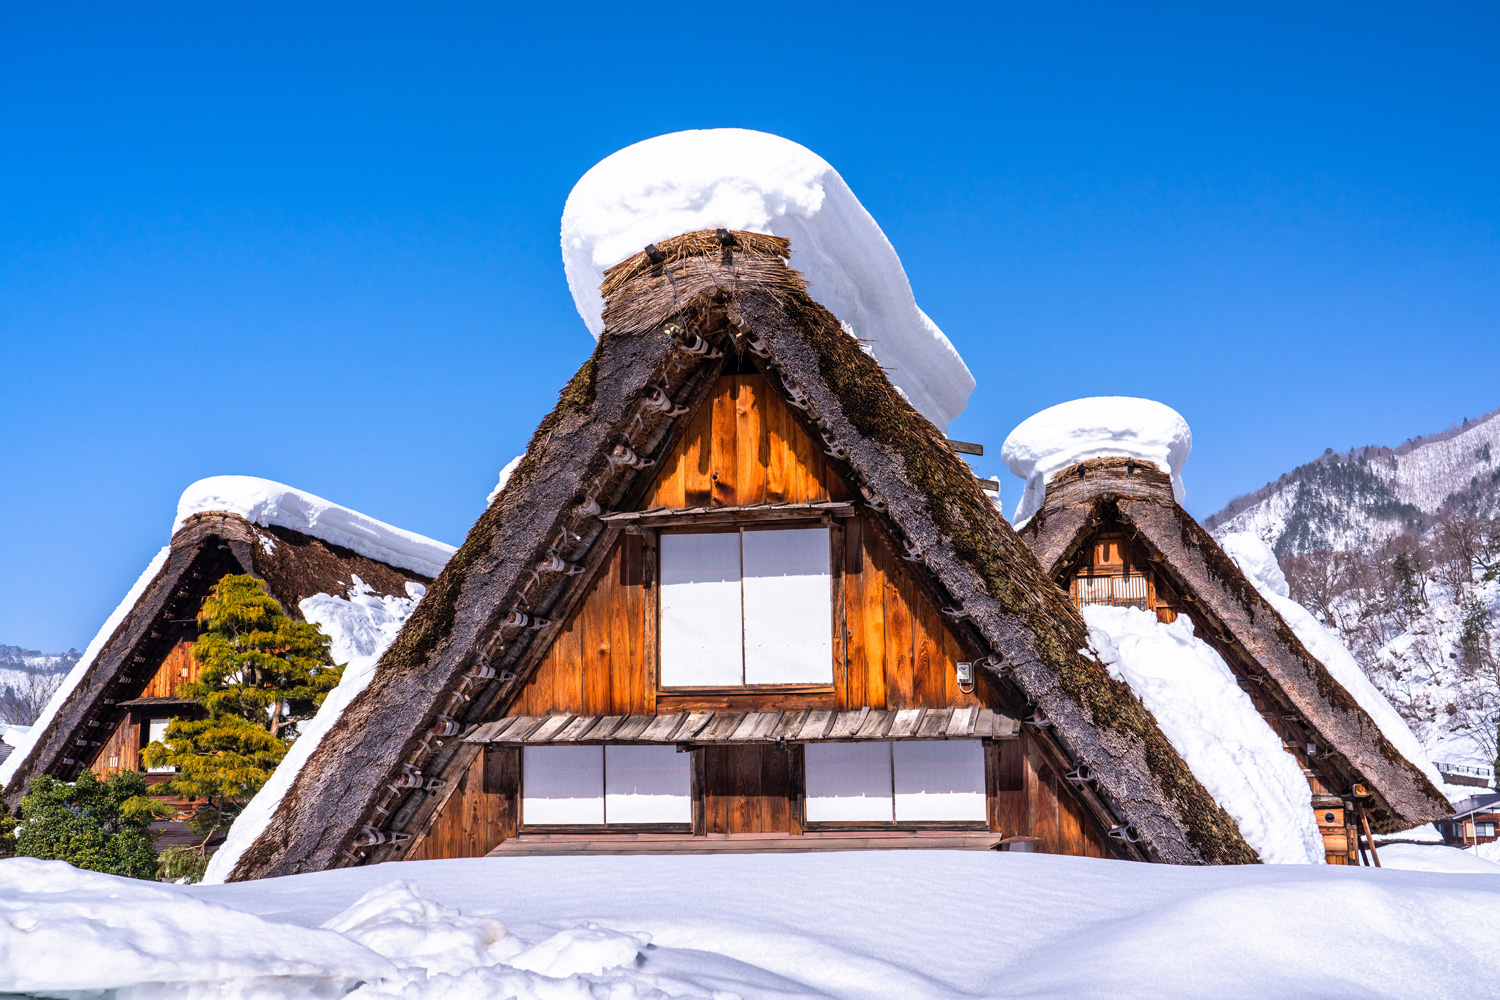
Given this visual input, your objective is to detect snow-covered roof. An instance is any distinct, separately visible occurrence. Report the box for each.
[1083,604,1324,864]
[1001,397,1191,525]
[0,546,171,790]
[3,478,455,799]
[560,128,975,431]
[1217,531,1448,799]
[176,476,455,579]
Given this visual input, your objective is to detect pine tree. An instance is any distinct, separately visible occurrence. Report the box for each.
[141,574,340,864]
[14,771,171,880]
[183,574,341,736]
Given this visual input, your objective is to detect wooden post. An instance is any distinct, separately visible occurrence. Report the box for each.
[1358,807,1381,868]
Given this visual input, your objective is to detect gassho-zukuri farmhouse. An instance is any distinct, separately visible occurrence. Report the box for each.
[4,129,1450,883]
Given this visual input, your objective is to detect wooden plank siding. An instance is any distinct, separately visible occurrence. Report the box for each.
[646,374,850,509]
[407,748,519,861]
[142,641,200,699]
[89,641,202,777]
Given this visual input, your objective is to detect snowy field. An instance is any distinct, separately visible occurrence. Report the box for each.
[4,850,1500,1000]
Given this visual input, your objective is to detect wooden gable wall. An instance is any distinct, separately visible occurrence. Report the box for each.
[506,373,999,718]
[407,373,1117,862]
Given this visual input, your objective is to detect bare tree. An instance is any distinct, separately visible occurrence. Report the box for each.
[0,672,64,725]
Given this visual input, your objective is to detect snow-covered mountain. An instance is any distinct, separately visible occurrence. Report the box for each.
[1207,408,1500,794]
[1207,408,1500,557]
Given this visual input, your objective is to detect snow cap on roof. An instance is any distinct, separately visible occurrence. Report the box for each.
[1002,397,1192,525]
[174,476,455,579]
[560,128,975,430]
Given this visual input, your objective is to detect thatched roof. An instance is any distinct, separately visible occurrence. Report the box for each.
[2,512,431,807]
[1018,456,1451,833]
[223,230,1258,880]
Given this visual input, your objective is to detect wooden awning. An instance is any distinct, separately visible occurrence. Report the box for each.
[465,706,1018,746]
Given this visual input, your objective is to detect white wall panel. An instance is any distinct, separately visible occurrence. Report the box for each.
[893,740,987,821]
[522,746,604,825]
[742,527,833,685]
[659,532,744,686]
[805,742,894,822]
[604,745,692,824]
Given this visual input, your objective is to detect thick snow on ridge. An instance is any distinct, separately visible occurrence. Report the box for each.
[1001,396,1192,525]
[1082,604,1324,864]
[0,547,170,789]
[1218,531,1446,796]
[561,128,975,430]
[203,578,427,884]
[9,852,1500,999]
[175,476,455,578]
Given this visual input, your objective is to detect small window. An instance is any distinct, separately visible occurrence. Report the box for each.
[804,741,987,823]
[146,718,174,774]
[522,745,691,826]
[1477,821,1496,839]
[659,526,832,687]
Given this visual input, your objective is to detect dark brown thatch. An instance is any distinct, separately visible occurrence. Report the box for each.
[224,229,1259,879]
[1019,456,1451,833]
[2,512,432,808]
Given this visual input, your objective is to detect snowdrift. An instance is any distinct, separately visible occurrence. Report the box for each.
[5,851,1500,999]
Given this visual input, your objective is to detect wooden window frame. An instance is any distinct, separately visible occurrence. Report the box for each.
[516,743,694,835]
[651,518,845,696]
[799,738,991,832]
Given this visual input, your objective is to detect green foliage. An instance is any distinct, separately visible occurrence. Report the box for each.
[140,715,287,806]
[15,771,172,880]
[0,803,16,858]
[157,844,210,883]
[140,574,331,855]
[186,574,340,735]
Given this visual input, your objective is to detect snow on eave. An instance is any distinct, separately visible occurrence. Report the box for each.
[0,547,172,790]
[175,476,455,579]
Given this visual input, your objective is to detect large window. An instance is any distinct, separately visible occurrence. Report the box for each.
[804,741,987,823]
[659,526,833,687]
[521,745,691,826]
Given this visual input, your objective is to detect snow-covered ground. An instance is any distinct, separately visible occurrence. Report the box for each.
[4,851,1499,1000]
[1000,396,1191,525]
[561,128,975,431]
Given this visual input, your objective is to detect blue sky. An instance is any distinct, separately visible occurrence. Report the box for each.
[3,3,1497,651]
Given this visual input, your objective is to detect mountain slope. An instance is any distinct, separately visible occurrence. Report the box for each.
[1208,408,1500,796]
[1207,408,1500,557]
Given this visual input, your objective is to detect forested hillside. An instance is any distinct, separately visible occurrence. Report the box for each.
[1209,410,1500,784]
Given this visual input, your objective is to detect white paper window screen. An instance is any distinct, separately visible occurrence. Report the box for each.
[892,740,987,821]
[805,742,894,821]
[742,527,833,684]
[604,745,692,824]
[523,746,604,825]
[146,718,174,773]
[660,527,832,687]
[805,741,988,823]
[659,532,745,687]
